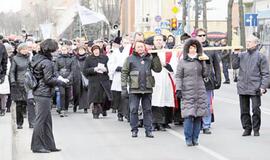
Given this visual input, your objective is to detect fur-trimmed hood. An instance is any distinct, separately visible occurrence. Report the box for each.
[183,38,203,60]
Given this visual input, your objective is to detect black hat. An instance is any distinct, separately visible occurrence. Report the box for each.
[113,37,122,45]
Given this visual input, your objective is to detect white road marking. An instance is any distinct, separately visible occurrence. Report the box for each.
[167,129,231,160]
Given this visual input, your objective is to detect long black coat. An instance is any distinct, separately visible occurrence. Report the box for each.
[83,54,112,104]
[0,43,8,80]
[9,53,30,101]
[73,54,89,109]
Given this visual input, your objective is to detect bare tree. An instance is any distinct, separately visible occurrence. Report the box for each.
[238,0,246,49]
[194,0,199,29]
[202,0,207,30]
[227,0,234,47]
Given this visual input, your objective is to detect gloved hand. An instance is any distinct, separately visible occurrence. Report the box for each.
[94,67,100,72]
[176,90,182,99]
[28,98,36,106]
[115,66,122,72]
[100,66,107,73]
[0,76,5,84]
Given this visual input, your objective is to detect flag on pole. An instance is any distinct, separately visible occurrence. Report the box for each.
[77,5,109,25]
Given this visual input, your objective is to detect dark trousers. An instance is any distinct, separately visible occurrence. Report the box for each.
[239,95,261,132]
[184,116,202,143]
[222,62,230,82]
[31,96,56,151]
[59,86,71,111]
[112,91,124,117]
[27,99,36,126]
[6,95,12,111]
[129,93,152,133]
[15,101,27,126]
[152,106,165,124]
[164,107,173,125]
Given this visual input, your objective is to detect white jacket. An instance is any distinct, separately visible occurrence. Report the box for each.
[0,58,11,94]
[110,46,130,92]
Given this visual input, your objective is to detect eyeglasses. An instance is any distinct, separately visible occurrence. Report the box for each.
[197,34,206,37]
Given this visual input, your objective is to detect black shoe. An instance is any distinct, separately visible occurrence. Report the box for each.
[17,125,23,129]
[254,131,260,136]
[0,110,5,116]
[84,109,88,113]
[32,149,51,153]
[73,106,77,113]
[29,124,34,129]
[159,125,166,131]
[56,109,61,114]
[50,148,61,152]
[223,81,230,84]
[59,112,64,117]
[102,111,107,117]
[112,109,117,113]
[164,124,171,129]
[6,108,10,113]
[118,117,123,121]
[93,114,99,119]
[203,128,212,134]
[193,140,199,146]
[145,132,154,138]
[234,77,238,82]
[242,130,251,136]
[132,131,138,138]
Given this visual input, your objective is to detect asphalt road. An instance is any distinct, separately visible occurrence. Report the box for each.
[12,79,270,160]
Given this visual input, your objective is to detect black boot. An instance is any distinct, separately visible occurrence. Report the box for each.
[242,130,251,136]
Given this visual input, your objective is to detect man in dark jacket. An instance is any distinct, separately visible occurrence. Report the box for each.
[55,45,74,117]
[121,40,162,138]
[196,28,221,134]
[0,38,8,84]
[232,35,269,137]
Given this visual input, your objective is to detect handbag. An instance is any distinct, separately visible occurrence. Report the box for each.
[81,72,88,88]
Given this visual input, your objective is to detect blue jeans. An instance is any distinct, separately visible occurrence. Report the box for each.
[202,90,213,129]
[55,88,61,111]
[129,93,152,133]
[184,116,202,143]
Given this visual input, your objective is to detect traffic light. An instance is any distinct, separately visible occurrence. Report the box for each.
[171,18,178,30]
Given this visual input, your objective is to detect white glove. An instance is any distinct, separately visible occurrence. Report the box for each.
[100,66,107,72]
[94,67,100,72]
[57,76,69,83]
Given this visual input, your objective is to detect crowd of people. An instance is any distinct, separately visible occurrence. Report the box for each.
[0,28,269,152]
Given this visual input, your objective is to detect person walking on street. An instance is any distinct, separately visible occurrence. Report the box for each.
[0,42,9,116]
[175,38,209,146]
[121,40,162,138]
[9,43,30,129]
[83,45,112,119]
[232,35,269,137]
[196,28,221,134]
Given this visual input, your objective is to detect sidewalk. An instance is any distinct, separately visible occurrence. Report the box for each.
[0,110,14,160]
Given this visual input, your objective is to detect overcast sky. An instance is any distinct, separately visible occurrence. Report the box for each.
[0,0,21,12]
[0,0,228,20]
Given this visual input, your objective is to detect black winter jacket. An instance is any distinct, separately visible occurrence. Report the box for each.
[31,54,61,97]
[0,43,8,79]
[54,54,74,82]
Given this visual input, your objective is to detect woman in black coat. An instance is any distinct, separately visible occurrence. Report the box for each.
[9,43,30,129]
[73,46,89,113]
[83,45,112,119]
[30,39,68,153]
